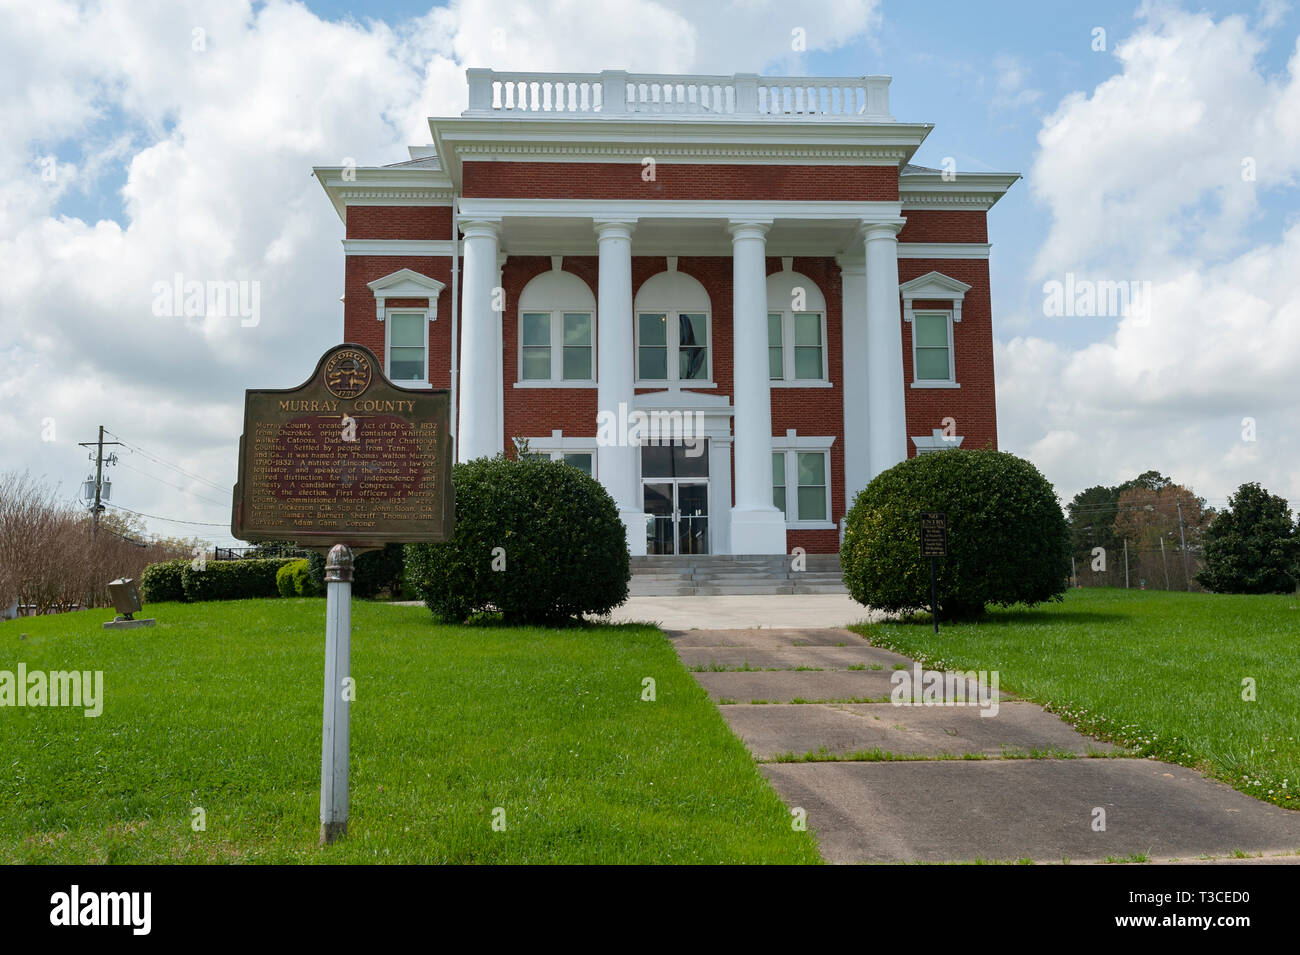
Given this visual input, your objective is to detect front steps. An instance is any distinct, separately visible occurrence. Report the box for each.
[629,554,846,596]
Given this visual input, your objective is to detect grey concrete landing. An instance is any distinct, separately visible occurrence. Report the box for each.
[761,760,1300,864]
[695,670,897,703]
[665,627,865,648]
[678,644,909,671]
[723,701,1104,760]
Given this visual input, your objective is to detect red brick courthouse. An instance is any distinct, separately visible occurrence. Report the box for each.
[315,70,1017,556]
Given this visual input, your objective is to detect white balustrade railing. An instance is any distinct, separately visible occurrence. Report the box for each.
[464,69,893,120]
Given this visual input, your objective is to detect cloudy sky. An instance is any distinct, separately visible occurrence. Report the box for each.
[2,0,1297,545]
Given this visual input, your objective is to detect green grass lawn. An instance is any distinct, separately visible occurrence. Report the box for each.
[852,587,1300,809]
[0,600,819,864]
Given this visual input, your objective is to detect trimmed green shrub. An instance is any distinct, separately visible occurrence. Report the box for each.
[304,543,404,599]
[276,559,309,598]
[841,448,1070,619]
[181,558,296,602]
[406,454,630,625]
[141,559,187,603]
[1197,482,1299,594]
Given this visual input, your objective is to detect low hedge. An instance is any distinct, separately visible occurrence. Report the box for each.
[180,557,297,602]
[140,559,187,603]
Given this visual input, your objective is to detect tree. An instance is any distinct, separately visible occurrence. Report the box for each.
[840,449,1070,619]
[1197,483,1299,594]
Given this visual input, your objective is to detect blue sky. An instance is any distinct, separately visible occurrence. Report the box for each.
[5,0,1299,544]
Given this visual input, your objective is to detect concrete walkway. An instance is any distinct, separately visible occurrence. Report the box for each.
[669,625,1300,864]
[610,593,874,630]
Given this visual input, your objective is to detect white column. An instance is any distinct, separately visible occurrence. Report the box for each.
[594,219,648,556]
[457,218,501,462]
[864,220,907,479]
[728,220,786,554]
[838,254,870,503]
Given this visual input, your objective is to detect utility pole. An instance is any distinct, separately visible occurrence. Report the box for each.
[77,426,121,537]
[1123,538,1129,589]
[1176,496,1191,590]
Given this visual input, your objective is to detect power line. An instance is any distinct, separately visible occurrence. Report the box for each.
[104,502,228,528]
[104,430,229,493]
[113,459,229,508]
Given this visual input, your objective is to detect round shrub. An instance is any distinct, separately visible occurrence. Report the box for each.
[406,454,630,625]
[276,559,313,598]
[841,448,1070,619]
[141,559,187,603]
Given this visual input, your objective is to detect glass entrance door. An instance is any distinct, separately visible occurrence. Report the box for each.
[643,480,710,555]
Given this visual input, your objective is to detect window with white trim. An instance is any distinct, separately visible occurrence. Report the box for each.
[385,309,428,383]
[765,269,829,383]
[634,270,713,386]
[522,449,595,476]
[772,450,830,524]
[912,311,954,383]
[521,310,594,382]
[517,269,597,386]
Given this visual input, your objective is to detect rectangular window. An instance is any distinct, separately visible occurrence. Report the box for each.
[772,449,830,522]
[678,313,708,380]
[913,312,952,381]
[772,452,786,515]
[793,313,824,380]
[562,312,592,381]
[638,313,668,380]
[521,312,551,381]
[562,452,593,476]
[768,312,783,380]
[388,312,426,381]
[796,452,827,521]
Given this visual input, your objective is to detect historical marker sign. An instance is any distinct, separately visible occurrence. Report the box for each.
[919,511,948,558]
[232,343,454,550]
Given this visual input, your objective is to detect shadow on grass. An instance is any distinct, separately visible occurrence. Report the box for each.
[877,606,1129,629]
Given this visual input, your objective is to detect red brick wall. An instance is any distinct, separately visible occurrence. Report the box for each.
[463,162,899,201]
[898,210,988,243]
[345,205,454,240]
[343,255,455,388]
[897,258,998,456]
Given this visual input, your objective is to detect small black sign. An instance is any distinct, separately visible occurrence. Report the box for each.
[919,511,948,557]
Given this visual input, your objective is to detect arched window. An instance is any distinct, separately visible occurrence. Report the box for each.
[517,269,597,385]
[766,270,828,383]
[634,270,713,385]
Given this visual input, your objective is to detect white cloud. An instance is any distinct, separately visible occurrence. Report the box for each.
[0,0,879,542]
[1003,5,1300,505]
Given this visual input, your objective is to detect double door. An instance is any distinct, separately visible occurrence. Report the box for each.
[644,480,709,555]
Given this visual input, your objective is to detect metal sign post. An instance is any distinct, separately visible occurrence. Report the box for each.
[320,544,353,845]
[919,512,948,634]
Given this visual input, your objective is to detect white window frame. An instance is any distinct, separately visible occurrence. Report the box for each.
[900,270,970,390]
[384,306,432,387]
[512,432,598,478]
[516,308,596,386]
[911,428,965,455]
[768,308,830,386]
[909,309,957,387]
[635,310,713,387]
[771,431,836,529]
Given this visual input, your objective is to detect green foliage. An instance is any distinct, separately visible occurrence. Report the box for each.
[304,543,405,599]
[180,558,296,602]
[406,454,630,625]
[140,559,187,603]
[1197,482,1299,594]
[841,449,1070,619]
[275,558,318,598]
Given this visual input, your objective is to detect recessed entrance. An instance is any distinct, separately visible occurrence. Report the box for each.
[641,441,709,555]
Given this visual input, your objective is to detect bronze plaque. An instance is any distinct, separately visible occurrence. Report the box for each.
[231,343,454,549]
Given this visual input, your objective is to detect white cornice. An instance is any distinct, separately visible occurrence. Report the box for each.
[897,242,991,259]
[899,171,1020,211]
[457,197,902,220]
[344,240,456,256]
[367,268,446,320]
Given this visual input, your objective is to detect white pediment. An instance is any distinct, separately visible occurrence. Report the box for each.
[898,271,972,323]
[367,268,446,320]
